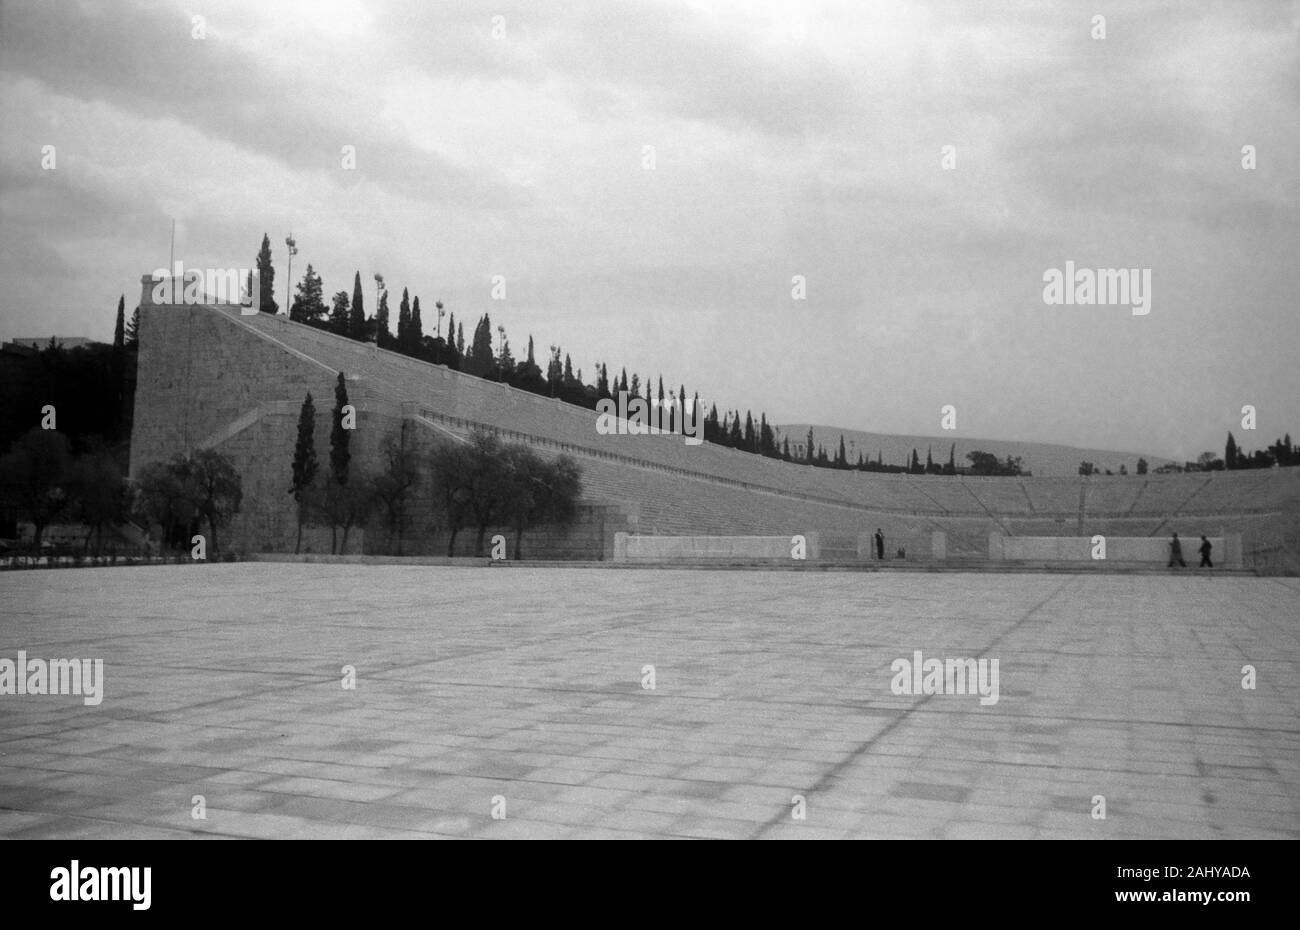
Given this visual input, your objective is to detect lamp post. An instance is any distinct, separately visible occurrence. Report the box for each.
[284,234,298,316]
[436,301,445,340]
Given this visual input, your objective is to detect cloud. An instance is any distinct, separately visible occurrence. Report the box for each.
[0,0,528,209]
[539,0,857,137]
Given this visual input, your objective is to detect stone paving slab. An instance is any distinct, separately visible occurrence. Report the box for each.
[1,565,1297,839]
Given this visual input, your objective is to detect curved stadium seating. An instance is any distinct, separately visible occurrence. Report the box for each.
[224,307,1300,569]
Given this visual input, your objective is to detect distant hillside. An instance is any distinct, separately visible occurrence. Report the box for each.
[777,425,1175,478]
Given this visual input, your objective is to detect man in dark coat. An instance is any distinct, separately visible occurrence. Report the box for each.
[875,529,885,560]
[1168,532,1186,568]
[1199,535,1213,568]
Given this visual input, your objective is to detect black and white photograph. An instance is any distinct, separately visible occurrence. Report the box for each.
[0,0,1295,908]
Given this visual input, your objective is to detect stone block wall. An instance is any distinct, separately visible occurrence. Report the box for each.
[990,533,1241,568]
[130,299,629,557]
[614,533,820,561]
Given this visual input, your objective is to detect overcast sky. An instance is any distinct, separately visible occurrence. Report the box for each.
[1,0,1296,461]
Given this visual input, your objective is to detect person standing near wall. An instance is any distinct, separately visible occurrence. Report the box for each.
[1168,532,1187,568]
[1198,535,1213,568]
[875,528,885,561]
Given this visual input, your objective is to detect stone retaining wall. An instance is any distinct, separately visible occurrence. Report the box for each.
[990,533,1242,567]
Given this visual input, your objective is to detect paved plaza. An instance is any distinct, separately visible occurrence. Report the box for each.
[1,564,1297,839]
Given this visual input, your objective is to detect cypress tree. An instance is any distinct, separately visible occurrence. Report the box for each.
[375,289,391,348]
[760,414,775,456]
[410,296,424,354]
[546,346,563,395]
[113,295,125,351]
[470,314,494,375]
[397,289,411,352]
[290,392,318,553]
[348,272,365,341]
[256,233,278,314]
[331,372,351,486]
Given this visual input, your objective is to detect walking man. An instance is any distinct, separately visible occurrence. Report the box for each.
[1199,535,1213,568]
[875,528,885,561]
[1168,532,1187,568]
